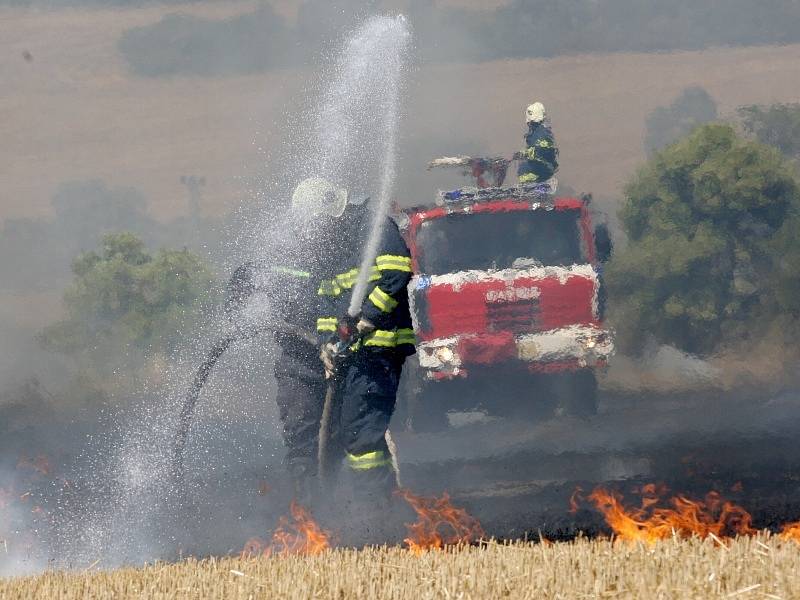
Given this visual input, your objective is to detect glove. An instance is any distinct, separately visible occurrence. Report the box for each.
[320,343,336,379]
[356,318,375,334]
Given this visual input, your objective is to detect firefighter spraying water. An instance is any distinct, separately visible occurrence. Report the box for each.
[170,16,412,521]
[308,181,415,511]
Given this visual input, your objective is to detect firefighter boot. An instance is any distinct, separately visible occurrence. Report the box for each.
[340,457,401,545]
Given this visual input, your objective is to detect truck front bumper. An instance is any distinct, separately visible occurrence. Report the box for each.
[417,325,614,380]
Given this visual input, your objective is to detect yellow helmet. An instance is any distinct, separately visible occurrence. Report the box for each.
[291,177,348,218]
[526,102,546,124]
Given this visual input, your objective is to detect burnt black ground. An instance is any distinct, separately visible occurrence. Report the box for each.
[166,385,800,554]
[397,387,800,541]
[6,385,800,570]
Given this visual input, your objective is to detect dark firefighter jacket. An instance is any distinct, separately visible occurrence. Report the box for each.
[517,122,559,184]
[316,212,416,355]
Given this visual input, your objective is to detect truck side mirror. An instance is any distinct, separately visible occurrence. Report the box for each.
[594,224,613,263]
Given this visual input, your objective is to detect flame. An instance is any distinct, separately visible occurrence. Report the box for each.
[397,489,484,554]
[779,521,800,541]
[586,485,756,543]
[242,501,330,558]
[568,486,583,514]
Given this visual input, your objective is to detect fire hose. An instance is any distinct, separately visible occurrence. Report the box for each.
[171,322,317,482]
[316,318,363,491]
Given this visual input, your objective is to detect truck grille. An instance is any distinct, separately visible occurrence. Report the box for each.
[486,297,540,333]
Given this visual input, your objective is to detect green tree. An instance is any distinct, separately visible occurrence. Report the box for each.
[40,232,216,369]
[607,123,800,355]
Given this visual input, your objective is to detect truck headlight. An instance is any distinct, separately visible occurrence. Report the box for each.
[435,346,455,364]
[418,339,462,370]
[581,330,608,350]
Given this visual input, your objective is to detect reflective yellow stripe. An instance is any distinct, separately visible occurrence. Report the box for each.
[316,317,338,332]
[272,265,311,278]
[346,451,392,471]
[519,173,538,183]
[368,286,398,313]
[363,329,398,347]
[335,268,358,289]
[536,138,553,148]
[332,267,381,290]
[376,255,412,272]
[317,279,342,296]
[350,329,417,349]
[396,328,416,345]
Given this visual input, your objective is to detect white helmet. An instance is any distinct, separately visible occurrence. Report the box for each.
[526,102,546,124]
[291,177,348,218]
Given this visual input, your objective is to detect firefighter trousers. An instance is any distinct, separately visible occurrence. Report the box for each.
[273,341,326,479]
[339,352,404,504]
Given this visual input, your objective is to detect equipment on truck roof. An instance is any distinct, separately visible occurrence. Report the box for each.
[428,156,510,188]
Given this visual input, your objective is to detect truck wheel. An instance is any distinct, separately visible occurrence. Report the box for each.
[553,369,598,418]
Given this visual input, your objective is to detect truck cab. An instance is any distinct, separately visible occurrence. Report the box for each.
[397,180,614,431]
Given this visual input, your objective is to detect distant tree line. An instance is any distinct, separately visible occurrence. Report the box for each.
[739,103,800,163]
[117,0,800,77]
[0,179,226,293]
[0,0,193,5]
[644,87,718,156]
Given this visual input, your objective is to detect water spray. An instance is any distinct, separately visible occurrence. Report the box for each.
[347,60,405,316]
[303,15,411,319]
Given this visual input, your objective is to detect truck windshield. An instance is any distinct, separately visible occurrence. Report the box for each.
[415,209,583,275]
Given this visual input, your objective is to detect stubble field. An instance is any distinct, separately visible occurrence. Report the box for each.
[3,536,800,599]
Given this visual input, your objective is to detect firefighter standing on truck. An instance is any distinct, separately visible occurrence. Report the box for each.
[293,177,416,507]
[517,101,559,184]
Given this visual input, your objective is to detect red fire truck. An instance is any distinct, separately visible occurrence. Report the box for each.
[396,157,614,431]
